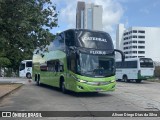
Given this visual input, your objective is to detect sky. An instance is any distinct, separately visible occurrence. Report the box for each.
[50,0,160,45]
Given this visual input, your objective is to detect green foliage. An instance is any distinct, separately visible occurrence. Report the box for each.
[154,66,160,78]
[0,0,58,70]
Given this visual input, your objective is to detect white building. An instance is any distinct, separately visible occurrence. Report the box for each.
[116,24,160,62]
[76,1,103,31]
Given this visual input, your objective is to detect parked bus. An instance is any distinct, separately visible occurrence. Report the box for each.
[32,29,124,93]
[19,60,32,78]
[116,58,154,83]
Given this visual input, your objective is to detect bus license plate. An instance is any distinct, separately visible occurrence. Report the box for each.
[96,88,102,91]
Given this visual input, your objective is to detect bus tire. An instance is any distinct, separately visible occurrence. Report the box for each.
[37,74,41,86]
[60,78,67,94]
[136,79,142,83]
[123,75,130,83]
[26,73,31,79]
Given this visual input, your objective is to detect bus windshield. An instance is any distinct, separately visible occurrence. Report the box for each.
[140,58,154,68]
[77,53,115,77]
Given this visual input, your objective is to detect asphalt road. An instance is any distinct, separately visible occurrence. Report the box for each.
[0,79,160,120]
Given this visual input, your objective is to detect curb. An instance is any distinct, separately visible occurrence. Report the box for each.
[0,83,24,100]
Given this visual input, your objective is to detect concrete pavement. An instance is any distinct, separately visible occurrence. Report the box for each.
[0,77,30,100]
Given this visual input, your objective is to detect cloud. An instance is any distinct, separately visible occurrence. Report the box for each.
[52,0,124,43]
[140,8,150,14]
[94,0,124,33]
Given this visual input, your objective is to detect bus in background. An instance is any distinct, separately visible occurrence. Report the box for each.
[116,58,154,83]
[32,29,124,93]
[19,60,32,79]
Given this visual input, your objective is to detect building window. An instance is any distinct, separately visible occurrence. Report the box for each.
[124,47,128,50]
[138,51,145,54]
[87,8,93,29]
[123,32,128,36]
[123,42,128,45]
[124,37,128,40]
[138,36,145,38]
[128,36,132,39]
[138,56,145,58]
[138,41,145,44]
[132,46,137,48]
[132,51,137,54]
[132,56,137,58]
[124,51,129,54]
[132,35,137,38]
[129,31,132,34]
[138,46,145,49]
[138,30,145,33]
[132,41,137,43]
[133,30,137,33]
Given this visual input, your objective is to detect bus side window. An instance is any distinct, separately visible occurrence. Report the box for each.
[59,65,64,72]
[47,60,55,72]
[55,61,59,72]
[26,61,32,67]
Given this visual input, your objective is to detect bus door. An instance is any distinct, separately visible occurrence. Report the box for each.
[19,62,25,77]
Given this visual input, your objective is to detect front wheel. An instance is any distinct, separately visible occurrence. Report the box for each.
[61,81,67,94]
[26,73,31,79]
[123,75,130,83]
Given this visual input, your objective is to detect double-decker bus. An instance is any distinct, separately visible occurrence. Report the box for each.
[116,58,154,83]
[32,29,124,93]
[19,60,32,78]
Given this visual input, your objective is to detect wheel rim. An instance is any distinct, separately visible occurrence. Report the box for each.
[62,82,65,92]
[123,76,127,82]
[27,74,31,78]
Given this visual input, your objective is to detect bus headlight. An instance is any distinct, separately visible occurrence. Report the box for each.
[110,80,115,83]
[77,79,87,83]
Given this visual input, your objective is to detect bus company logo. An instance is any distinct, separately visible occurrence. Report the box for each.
[2,112,11,117]
[90,50,106,55]
[82,37,107,43]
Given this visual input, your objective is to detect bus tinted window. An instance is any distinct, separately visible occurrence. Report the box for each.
[76,30,113,50]
[116,61,137,68]
[26,61,32,67]
[65,30,75,46]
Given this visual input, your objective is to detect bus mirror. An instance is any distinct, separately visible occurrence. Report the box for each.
[114,49,125,62]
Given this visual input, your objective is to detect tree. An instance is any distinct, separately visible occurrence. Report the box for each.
[0,0,58,73]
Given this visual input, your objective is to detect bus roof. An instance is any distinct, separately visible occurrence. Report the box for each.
[116,58,153,62]
[63,29,109,34]
[21,60,32,62]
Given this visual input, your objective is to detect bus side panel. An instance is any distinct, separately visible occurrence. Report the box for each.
[116,69,138,80]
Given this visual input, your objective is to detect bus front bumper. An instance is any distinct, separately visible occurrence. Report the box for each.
[74,81,116,92]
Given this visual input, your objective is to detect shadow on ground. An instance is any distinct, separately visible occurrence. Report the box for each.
[35,83,112,98]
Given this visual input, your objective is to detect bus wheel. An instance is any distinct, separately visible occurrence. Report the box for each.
[136,79,142,83]
[123,75,129,83]
[61,81,67,94]
[26,73,31,79]
[37,75,41,86]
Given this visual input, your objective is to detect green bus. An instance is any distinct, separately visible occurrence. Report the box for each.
[32,29,124,93]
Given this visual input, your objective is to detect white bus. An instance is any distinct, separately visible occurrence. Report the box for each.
[116,58,154,83]
[19,60,32,78]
